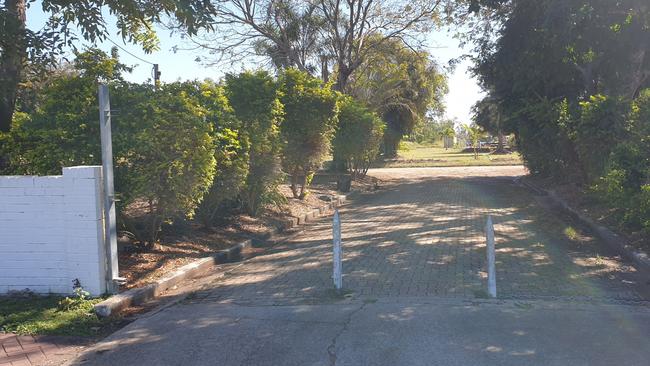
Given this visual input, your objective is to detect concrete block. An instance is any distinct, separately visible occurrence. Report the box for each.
[0,176,35,188]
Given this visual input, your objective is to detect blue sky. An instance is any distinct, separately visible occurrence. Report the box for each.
[26,5,483,124]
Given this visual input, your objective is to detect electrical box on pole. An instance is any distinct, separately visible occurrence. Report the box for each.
[153,64,161,87]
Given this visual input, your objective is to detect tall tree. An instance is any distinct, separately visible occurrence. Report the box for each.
[175,0,324,72]
[349,37,447,157]
[183,0,442,89]
[0,0,216,132]
[316,0,442,91]
[472,94,507,152]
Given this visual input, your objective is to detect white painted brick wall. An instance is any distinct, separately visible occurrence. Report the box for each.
[0,166,107,296]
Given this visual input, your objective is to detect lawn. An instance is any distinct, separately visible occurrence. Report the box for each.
[0,294,119,336]
[373,142,523,168]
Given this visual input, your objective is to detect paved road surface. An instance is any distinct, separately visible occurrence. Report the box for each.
[70,166,650,366]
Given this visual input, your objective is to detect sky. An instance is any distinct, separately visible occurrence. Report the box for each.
[26,5,484,124]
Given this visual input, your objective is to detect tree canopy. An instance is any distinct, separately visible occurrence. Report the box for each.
[0,0,217,132]
[349,37,447,157]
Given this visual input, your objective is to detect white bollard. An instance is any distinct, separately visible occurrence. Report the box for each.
[333,209,343,291]
[486,215,497,298]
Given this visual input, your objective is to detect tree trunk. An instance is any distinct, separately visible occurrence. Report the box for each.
[290,173,300,199]
[0,0,27,132]
[383,129,401,159]
[497,131,506,152]
[298,174,308,200]
[333,63,352,92]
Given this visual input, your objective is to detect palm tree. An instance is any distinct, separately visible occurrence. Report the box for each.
[347,37,446,158]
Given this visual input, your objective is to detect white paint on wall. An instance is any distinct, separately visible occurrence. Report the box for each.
[0,166,107,296]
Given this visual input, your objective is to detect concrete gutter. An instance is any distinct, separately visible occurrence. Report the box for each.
[94,239,252,317]
[515,177,650,270]
[94,194,351,318]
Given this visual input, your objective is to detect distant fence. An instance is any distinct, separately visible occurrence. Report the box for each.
[0,166,107,296]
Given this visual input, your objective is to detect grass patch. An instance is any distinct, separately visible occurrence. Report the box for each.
[374,143,523,168]
[563,226,580,241]
[0,295,118,336]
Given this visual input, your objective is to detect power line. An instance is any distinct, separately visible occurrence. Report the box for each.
[105,36,155,65]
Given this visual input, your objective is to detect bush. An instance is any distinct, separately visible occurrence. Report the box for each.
[515,98,582,181]
[111,83,216,244]
[279,69,339,199]
[224,71,284,215]
[167,81,250,227]
[197,127,249,226]
[332,97,385,177]
[1,50,217,245]
[592,89,650,232]
[575,94,630,181]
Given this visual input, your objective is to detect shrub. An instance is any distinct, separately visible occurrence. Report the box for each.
[593,89,650,233]
[575,94,630,181]
[196,127,249,226]
[1,50,217,245]
[111,83,216,244]
[167,81,250,227]
[279,68,339,199]
[224,71,284,215]
[332,97,385,177]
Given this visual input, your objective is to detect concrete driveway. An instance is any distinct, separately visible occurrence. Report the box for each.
[70,166,650,365]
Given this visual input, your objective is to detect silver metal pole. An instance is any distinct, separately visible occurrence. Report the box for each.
[486,215,497,298]
[98,84,119,294]
[333,209,342,291]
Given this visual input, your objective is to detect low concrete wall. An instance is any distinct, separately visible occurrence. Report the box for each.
[0,166,107,296]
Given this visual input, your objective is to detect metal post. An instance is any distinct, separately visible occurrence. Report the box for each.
[153,64,160,87]
[486,215,497,298]
[333,209,342,291]
[98,84,120,294]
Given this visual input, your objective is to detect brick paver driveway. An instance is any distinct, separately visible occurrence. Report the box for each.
[192,166,649,305]
[71,166,650,366]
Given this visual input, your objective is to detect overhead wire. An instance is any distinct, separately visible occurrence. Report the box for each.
[105,36,155,65]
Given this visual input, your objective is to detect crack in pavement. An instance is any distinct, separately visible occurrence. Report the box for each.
[327,302,369,366]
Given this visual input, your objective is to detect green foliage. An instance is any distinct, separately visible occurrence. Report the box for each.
[197,127,249,226]
[279,68,338,199]
[409,119,453,145]
[348,37,448,158]
[332,97,385,177]
[167,80,250,227]
[0,294,111,336]
[463,124,485,159]
[111,82,216,244]
[57,280,91,312]
[2,49,217,244]
[574,95,630,180]
[592,89,650,232]
[0,0,217,132]
[1,50,126,175]
[224,70,284,215]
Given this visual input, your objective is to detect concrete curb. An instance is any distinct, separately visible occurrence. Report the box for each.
[279,194,347,232]
[516,177,650,270]
[94,239,252,317]
[95,193,353,318]
[261,195,350,247]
